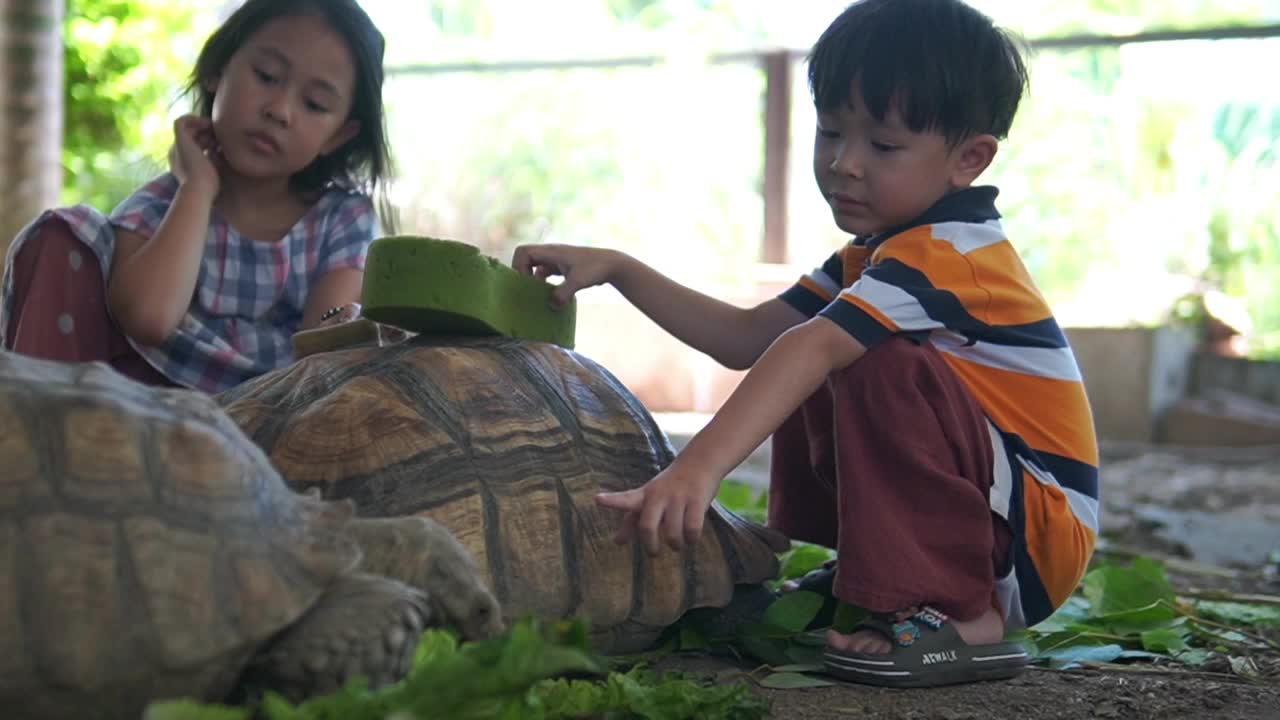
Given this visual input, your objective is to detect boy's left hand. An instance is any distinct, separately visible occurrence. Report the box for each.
[595,462,721,556]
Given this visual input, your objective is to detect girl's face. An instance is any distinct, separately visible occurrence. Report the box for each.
[207,13,360,184]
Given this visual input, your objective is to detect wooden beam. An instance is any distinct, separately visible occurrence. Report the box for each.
[761,50,790,264]
[386,25,1280,76]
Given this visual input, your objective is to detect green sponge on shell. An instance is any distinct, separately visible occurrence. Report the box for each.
[360,236,576,349]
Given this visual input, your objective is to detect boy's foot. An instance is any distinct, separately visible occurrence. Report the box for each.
[826,604,1004,653]
[822,605,1028,688]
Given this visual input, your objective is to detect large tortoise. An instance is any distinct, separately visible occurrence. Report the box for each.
[0,351,503,720]
[216,333,789,653]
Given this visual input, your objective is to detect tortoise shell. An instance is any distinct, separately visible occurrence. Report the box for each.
[217,336,787,652]
[0,351,359,718]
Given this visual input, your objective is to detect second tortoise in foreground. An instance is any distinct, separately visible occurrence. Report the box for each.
[0,351,502,720]
[217,334,789,653]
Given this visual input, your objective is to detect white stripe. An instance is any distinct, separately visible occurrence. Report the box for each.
[805,268,842,298]
[986,419,1013,521]
[930,219,1007,254]
[822,654,894,667]
[973,652,1030,662]
[938,340,1083,383]
[842,276,939,331]
[822,660,912,677]
[1019,457,1100,533]
[996,568,1027,631]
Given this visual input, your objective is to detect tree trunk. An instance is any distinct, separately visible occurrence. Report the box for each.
[0,0,64,259]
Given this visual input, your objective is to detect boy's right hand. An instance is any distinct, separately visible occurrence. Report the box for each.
[512,244,622,309]
[170,114,223,198]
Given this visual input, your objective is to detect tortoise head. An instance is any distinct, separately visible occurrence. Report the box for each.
[422,531,506,641]
[344,516,505,640]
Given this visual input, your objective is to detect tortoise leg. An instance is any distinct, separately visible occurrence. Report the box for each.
[235,573,431,704]
[345,516,505,640]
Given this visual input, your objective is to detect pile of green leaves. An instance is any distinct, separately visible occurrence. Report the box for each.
[144,619,769,720]
[1020,557,1280,676]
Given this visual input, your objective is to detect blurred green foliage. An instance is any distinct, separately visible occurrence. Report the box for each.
[63,0,202,211]
[62,0,1280,356]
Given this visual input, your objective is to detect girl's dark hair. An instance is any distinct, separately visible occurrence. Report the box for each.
[186,0,396,226]
[808,0,1029,146]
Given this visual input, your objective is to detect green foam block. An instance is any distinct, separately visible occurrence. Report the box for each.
[361,236,577,349]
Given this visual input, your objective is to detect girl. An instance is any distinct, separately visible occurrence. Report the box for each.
[1,0,392,394]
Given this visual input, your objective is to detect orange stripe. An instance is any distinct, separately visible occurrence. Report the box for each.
[840,293,901,332]
[797,275,836,303]
[1022,470,1096,607]
[840,244,874,287]
[965,242,1053,326]
[943,355,1099,465]
[875,227,1052,327]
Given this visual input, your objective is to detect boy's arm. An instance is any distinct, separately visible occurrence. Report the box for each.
[598,315,865,554]
[514,243,807,367]
[609,253,806,370]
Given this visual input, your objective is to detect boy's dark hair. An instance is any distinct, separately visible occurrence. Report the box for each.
[807,0,1029,145]
[185,0,393,202]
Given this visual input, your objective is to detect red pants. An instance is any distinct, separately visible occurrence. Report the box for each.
[4,216,175,386]
[768,335,1012,622]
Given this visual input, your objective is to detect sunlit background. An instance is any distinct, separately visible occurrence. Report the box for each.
[66,0,1280,404]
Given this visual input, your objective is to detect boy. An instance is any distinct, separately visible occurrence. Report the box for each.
[513,0,1097,687]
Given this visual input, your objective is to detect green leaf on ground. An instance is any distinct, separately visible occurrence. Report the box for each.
[777,543,836,583]
[1140,627,1188,653]
[768,664,824,673]
[762,590,824,634]
[757,672,834,689]
[1082,557,1175,615]
[143,702,249,720]
[1038,643,1128,668]
[1192,600,1280,628]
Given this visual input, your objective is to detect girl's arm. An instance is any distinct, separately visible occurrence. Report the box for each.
[108,115,222,346]
[598,316,866,554]
[300,268,364,329]
[107,184,216,346]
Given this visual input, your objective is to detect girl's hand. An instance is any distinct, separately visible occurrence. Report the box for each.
[511,244,623,309]
[317,302,363,328]
[594,461,721,556]
[169,114,223,198]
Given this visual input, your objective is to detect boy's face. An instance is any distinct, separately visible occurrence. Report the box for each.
[813,93,993,236]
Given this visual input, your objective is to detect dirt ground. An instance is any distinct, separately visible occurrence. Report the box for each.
[656,441,1280,719]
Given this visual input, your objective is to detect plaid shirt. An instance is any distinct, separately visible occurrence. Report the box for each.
[2,175,376,394]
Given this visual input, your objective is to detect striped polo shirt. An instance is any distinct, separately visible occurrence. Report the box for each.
[779,186,1099,627]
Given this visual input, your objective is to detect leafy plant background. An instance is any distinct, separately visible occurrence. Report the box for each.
[64,0,1280,355]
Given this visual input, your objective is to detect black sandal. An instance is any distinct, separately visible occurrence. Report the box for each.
[823,606,1029,688]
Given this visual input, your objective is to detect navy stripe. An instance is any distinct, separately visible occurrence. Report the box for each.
[998,431,1099,500]
[818,298,894,348]
[1036,451,1100,500]
[1002,449,1055,626]
[820,251,845,284]
[778,250,845,318]
[778,286,828,318]
[865,260,1069,349]
[865,186,1001,250]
